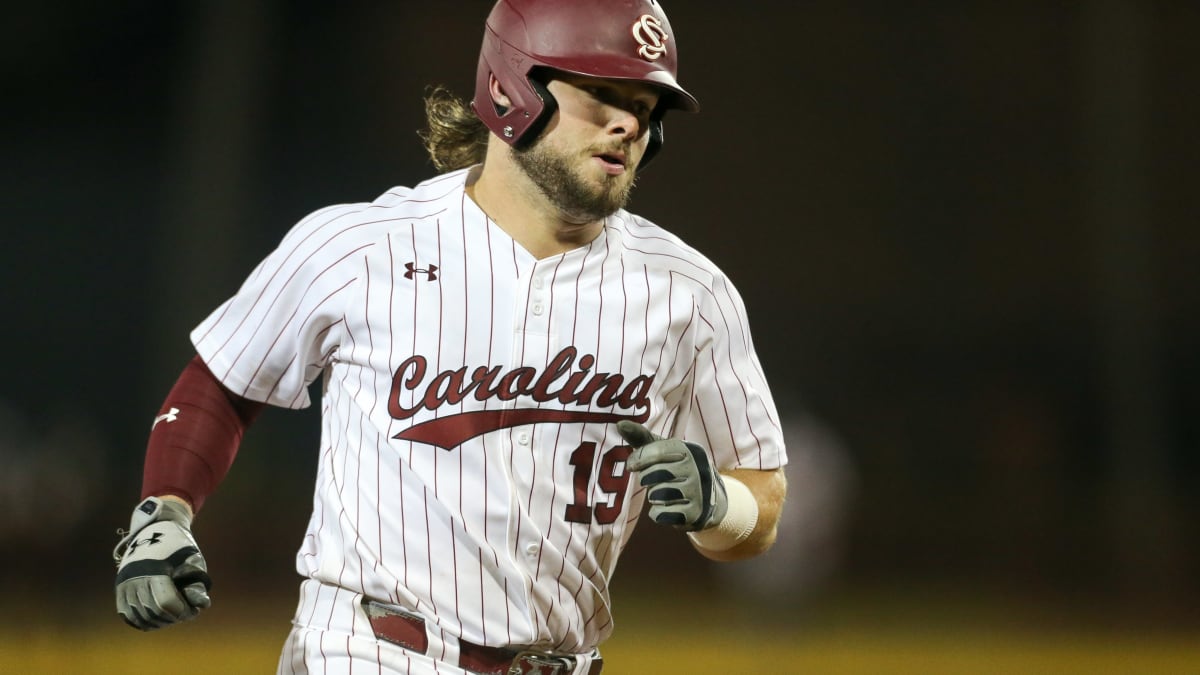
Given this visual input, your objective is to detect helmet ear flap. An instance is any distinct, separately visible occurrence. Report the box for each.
[638,118,665,169]
[513,76,559,148]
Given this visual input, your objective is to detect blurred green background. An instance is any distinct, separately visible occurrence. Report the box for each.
[3,1,1198,672]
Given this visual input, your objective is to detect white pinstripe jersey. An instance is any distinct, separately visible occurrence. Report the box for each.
[192,168,786,653]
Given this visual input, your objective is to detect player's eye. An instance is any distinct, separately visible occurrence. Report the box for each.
[581,85,606,101]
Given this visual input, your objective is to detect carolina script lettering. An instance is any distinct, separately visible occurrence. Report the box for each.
[387,347,653,449]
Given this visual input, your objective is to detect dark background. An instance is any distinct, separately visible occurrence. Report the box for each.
[3,0,1198,638]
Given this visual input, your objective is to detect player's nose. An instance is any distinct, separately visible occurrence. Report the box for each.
[604,107,647,143]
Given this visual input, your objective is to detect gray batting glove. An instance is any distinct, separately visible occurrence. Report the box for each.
[113,497,212,630]
[617,421,729,532]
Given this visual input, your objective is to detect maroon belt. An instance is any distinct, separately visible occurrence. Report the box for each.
[362,599,602,675]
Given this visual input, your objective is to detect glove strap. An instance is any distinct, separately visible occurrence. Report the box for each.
[687,477,758,552]
[112,497,193,564]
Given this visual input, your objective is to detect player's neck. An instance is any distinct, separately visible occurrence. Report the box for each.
[467,159,604,260]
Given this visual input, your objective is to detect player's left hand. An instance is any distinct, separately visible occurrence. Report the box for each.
[616,421,728,532]
[112,496,212,630]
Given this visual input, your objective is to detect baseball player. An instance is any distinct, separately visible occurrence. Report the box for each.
[112,1,788,673]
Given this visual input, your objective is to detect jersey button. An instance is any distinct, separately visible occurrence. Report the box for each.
[531,303,544,316]
[524,543,539,558]
[517,431,530,445]
[532,276,544,289]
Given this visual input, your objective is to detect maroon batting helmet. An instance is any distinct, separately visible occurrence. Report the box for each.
[472,0,700,167]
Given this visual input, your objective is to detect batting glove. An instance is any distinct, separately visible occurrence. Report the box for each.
[113,496,212,630]
[617,421,729,532]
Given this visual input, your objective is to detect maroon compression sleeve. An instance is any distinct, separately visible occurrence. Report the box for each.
[141,355,266,512]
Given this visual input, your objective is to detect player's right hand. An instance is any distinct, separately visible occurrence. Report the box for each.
[113,496,212,630]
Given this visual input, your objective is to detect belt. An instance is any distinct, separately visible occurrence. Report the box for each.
[361,599,602,675]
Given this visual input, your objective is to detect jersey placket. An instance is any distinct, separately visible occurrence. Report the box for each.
[501,255,555,633]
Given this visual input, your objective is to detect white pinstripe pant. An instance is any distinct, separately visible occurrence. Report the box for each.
[277,579,599,675]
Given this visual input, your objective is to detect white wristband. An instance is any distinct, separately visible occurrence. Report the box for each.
[687,476,759,552]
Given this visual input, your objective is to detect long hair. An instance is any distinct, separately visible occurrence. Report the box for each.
[419,85,490,172]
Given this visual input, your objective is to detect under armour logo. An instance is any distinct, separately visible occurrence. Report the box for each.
[631,14,669,61]
[404,262,438,281]
[152,407,180,430]
[127,531,164,554]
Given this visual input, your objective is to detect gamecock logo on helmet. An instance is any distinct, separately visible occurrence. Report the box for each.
[631,14,669,61]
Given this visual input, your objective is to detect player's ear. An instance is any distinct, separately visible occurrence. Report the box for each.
[488,74,513,109]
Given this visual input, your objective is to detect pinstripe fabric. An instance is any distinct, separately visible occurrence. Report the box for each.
[192,168,786,663]
[277,578,601,675]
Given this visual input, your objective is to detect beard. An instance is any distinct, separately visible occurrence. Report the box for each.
[512,138,636,223]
